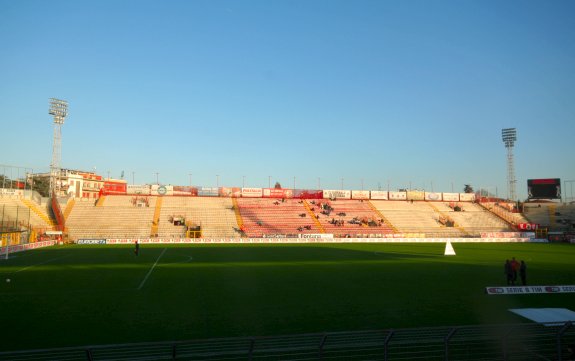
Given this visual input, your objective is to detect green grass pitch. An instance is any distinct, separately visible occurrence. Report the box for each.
[1,242,574,351]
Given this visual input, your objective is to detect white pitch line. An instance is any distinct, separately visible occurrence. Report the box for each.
[10,255,70,274]
[137,248,167,290]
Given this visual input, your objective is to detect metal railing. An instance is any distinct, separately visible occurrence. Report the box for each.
[0,322,573,361]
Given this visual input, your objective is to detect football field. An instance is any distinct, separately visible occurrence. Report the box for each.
[1,242,574,351]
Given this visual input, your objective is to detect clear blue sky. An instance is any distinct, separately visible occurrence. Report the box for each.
[1,0,574,200]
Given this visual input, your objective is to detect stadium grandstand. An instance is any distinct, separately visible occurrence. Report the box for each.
[1,169,574,244]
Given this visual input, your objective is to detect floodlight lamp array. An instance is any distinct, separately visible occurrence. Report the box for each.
[501,128,516,148]
[49,98,68,124]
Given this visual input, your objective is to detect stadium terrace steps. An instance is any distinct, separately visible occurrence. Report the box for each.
[523,202,575,231]
[302,200,326,233]
[309,199,394,237]
[63,198,76,221]
[65,196,157,240]
[21,198,55,226]
[236,198,321,237]
[370,200,464,237]
[431,202,512,235]
[157,196,239,238]
[150,197,163,236]
[0,197,54,229]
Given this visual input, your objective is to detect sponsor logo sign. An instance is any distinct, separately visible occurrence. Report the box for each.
[407,190,425,201]
[127,185,151,195]
[351,190,370,200]
[388,191,407,200]
[77,239,107,245]
[0,189,24,196]
[242,188,263,198]
[481,232,522,238]
[262,188,294,199]
[425,192,442,201]
[0,241,55,255]
[323,190,351,199]
[518,223,540,231]
[370,191,388,200]
[459,193,476,201]
[219,187,241,197]
[442,193,459,201]
[298,234,334,239]
[198,187,219,197]
[486,285,575,295]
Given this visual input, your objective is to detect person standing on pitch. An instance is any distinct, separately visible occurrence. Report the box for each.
[520,260,527,286]
[134,240,140,256]
[511,257,519,285]
[504,259,514,285]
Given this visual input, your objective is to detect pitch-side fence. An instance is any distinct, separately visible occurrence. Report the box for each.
[1,322,573,361]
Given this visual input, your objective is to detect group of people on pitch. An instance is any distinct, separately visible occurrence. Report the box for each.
[504,257,526,286]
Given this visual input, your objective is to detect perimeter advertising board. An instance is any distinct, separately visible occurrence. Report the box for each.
[486,285,575,295]
[323,190,351,199]
[151,184,173,196]
[459,193,476,201]
[198,187,219,197]
[370,191,388,200]
[219,187,241,197]
[263,188,294,199]
[406,190,425,201]
[293,189,323,199]
[0,189,24,196]
[173,186,198,196]
[351,190,370,200]
[425,192,442,201]
[241,188,263,198]
[388,191,407,200]
[442,193,459,202]
[127,185,151,195]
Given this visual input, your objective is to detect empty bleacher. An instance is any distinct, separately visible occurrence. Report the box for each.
[158,196,239,238]
[65,195,157,240]
[432,202,513,235]
[370,200,463,237]
[0,196,54,230]
[522,202,575,231]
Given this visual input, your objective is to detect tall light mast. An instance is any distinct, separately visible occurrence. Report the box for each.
[501,128,517,201]
[49,98,68,196]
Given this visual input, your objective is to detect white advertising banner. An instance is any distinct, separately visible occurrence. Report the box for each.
[485,285,575,295]
[370,191,388,200]
[323,190,351,199]
[0,240,55,255]
[0,189,24,196]
[351,190,370,200]
[388,191,407,200]
[98,237,532,245]
[298,234,334,239]
[241,188,263,198]
[151,184,173,196]
[442,193,459,202]
[459,193,476,201]
[127,185,151,195]
[425,192,442,201]
[481,232,522,238]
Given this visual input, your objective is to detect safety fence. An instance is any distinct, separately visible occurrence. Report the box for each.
[1,322,573,361]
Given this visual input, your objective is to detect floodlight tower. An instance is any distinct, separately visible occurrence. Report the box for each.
[501,128,517,201]
[49,98,68,195]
